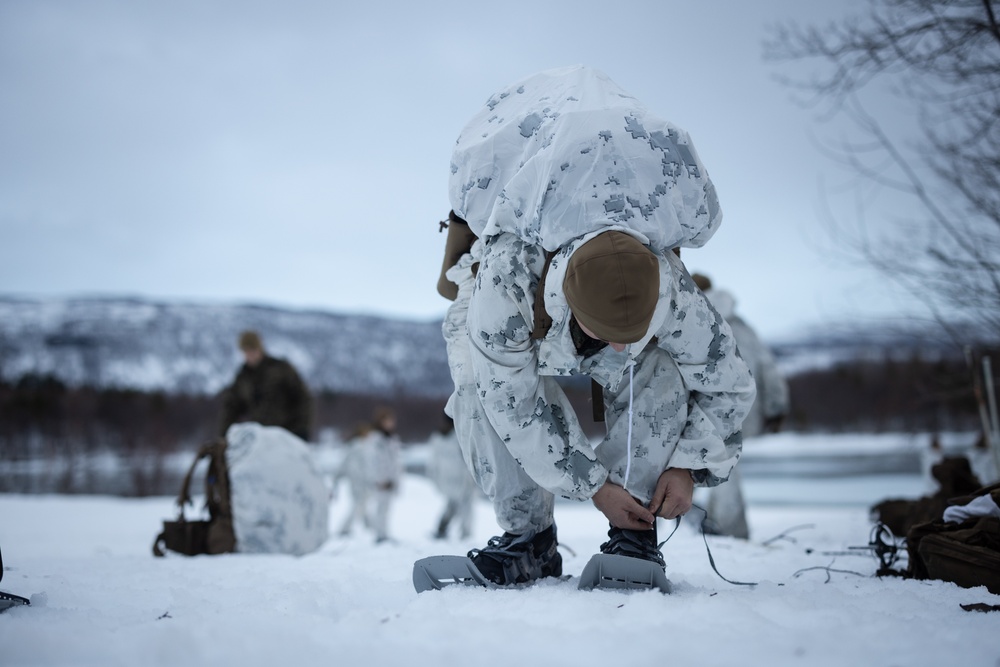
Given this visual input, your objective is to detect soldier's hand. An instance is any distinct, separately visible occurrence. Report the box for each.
[649,468,694,520]
[592,481,656,530]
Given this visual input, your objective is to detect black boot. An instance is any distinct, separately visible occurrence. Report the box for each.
[599,523,665,570]
[468,524,562,586]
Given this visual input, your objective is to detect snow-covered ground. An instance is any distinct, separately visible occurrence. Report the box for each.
[1,433,999,667]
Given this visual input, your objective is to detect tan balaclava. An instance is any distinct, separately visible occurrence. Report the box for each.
[563,231,659,344]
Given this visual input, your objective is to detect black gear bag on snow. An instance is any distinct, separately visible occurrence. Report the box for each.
[903,482,1000,595]
[153,437,236,557]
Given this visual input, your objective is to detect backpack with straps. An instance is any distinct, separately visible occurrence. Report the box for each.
[904,482,1000,595]
[154,423,330,557]
[153,437,236,557]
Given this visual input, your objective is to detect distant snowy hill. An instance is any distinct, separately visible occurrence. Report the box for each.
[0,296,451,397]
[0,296,957,397]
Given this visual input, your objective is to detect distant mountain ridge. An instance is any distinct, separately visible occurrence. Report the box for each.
[0,296,958,398]
[0,296,452,398]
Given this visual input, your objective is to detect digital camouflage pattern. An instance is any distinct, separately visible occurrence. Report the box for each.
[442,67,755,536]
[445,232,755,534]
[449,65,722,255]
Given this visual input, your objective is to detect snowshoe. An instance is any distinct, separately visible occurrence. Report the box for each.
[0,547,30,612]
[413,524,562,593]
[578,524,672,593]
[0,590,30,613]
[412,555,496,592]
[577,553,672,593]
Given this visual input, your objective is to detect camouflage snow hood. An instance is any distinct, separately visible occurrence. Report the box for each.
[448,65,722,253]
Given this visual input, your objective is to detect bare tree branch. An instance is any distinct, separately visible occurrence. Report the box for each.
[765,0,1000,347]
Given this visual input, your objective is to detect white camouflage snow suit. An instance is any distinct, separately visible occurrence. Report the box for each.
[442,66,756,535]
[428,428,478,538]
[702,288,790,539]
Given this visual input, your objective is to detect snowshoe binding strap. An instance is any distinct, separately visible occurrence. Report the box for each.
[466,528,562,586]
[600,526,666,569]
[686,505,757,587]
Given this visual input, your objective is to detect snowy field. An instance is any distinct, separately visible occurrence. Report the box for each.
[1,434,999,667]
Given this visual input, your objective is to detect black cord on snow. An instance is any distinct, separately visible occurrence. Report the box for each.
[652,509,905,587]
[657,504,758,588]
[698,527,758,587]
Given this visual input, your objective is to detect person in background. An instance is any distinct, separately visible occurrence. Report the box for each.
[692,273,790,539]
[218,330,313,442]
[427,412,477,539]
[367,406,403,543]
[332,422,374,536]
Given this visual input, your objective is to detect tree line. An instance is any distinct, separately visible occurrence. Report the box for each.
[0,347,990,457]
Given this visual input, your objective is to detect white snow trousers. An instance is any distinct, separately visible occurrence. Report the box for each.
[703,465,749,539]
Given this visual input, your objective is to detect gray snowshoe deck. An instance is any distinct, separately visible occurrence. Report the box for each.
[413,555,496,592]
[0,547,30,612]
[413,553,671,593]
[577,553,672,593]
[0,591,30,613]
[413,555,573,592]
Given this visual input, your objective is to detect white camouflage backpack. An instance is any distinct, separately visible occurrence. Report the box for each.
[449,65,722,256]
[154,422,329,557]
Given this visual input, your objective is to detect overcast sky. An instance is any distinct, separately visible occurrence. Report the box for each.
[0,0,926,341]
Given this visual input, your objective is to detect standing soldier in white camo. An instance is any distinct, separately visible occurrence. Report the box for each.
[692,273,790,539]
[332,422,373,537]
[367,406,402,544]
[428,412,477,539]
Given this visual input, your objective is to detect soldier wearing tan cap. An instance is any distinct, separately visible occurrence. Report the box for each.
[434,66,756,588]
[218,330,313,442]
